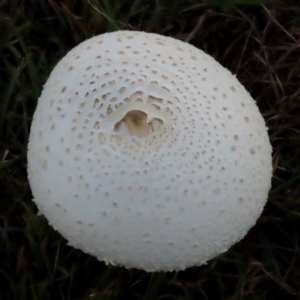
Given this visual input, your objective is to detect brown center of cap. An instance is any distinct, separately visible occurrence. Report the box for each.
[114,110,163,137]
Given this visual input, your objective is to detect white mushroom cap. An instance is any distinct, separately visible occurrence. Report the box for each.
[27,30,272,272]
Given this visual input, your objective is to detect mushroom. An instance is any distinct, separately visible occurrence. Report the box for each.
[27,30,272,272]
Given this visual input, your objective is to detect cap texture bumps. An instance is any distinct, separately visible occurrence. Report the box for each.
[27,30,272,272]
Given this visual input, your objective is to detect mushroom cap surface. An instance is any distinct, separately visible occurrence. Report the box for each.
[27,30,272,272]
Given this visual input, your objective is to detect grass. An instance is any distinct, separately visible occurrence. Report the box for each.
[1,0,300,299]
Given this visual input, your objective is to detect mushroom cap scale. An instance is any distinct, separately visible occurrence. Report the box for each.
[27,31,272,272]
